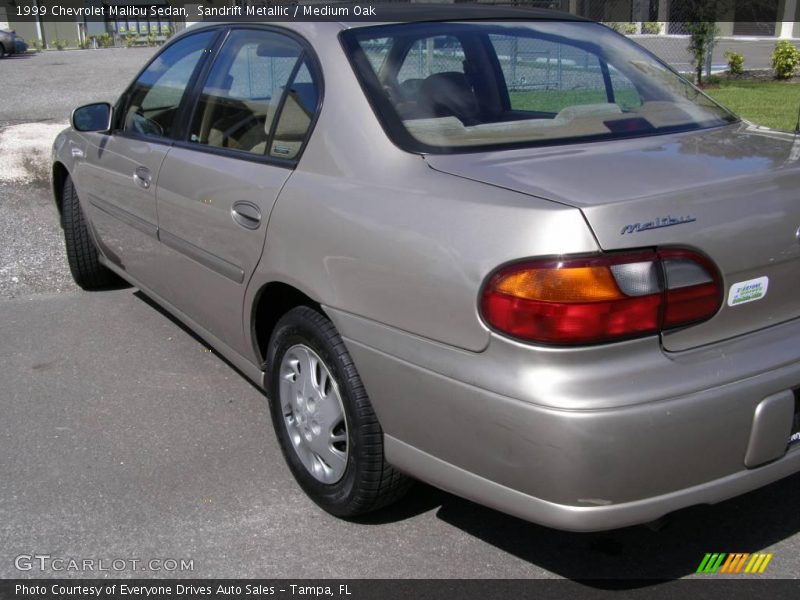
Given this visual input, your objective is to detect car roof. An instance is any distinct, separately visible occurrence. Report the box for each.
[338,4,589,28]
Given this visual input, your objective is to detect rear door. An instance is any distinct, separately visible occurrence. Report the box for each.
[75,30,217,284]
[152,27,322,356]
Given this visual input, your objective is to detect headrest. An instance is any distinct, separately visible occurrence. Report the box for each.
[419,72,480,125]
[287,82,317,114]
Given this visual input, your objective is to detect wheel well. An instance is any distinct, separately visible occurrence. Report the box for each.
[253,282,321,365]
[52,162,68,218]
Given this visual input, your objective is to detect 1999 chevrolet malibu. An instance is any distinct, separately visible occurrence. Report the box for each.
[52,9,800,531]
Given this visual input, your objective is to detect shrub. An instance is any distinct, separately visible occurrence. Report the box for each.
[124,32,137,48]
[604,22,636,35]
[146,33,157,47]
[30,39,43,52]
[772,40,800,79]
[724,50,745,75]
[641,22,662,34]
[53,39,68,50]
[96,33,113,48]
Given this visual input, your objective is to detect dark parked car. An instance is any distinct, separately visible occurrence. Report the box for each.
[0,30,28,56]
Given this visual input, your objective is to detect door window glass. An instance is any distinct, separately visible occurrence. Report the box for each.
[189,29,307,156]
[121,31,215,139]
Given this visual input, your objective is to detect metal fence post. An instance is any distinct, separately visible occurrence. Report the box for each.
[705,37,715,79]
[426,38,434,77]
[511,36,518,87]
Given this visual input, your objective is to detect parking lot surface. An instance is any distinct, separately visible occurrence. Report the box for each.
[1,43,799,583]
[0,47,157,128]
[2,290,800,580]
[0,48,156,299]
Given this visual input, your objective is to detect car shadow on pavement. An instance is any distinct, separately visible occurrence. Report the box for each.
[133,290,269,395]
[130,288,800,581]
[428,471,800,584]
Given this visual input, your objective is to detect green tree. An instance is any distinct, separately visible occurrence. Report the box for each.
[686,21,718,86]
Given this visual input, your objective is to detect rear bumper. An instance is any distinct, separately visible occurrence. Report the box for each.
[385,434,800,532]
[328,308,800,531]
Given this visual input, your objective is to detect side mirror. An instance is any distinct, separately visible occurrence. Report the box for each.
[71,102,113,133]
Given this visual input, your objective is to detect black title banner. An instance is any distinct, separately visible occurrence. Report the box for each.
[1,0,790,24]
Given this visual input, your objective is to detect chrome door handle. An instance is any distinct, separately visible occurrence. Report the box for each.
[231,201,261,230]
[133,166,151,189]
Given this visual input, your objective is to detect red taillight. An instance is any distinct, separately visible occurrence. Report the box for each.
[480,249,721,345]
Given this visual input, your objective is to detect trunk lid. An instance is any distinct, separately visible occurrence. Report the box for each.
[426,123,800,351]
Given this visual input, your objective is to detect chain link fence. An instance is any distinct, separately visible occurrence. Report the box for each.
[365,27,777,90]
[430,0,794,75]
[335,0,799,83]
[631,33,788,76]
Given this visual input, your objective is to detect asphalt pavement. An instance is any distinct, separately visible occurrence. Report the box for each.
[1,48,157,298]
[2,289,800,580]
[0,47,157,128]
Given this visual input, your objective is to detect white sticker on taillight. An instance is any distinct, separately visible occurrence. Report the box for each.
[727,276,769,306]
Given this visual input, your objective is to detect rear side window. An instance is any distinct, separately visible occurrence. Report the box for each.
[269,62,319,160]
[121,31,215,139]
[188,28,320,161]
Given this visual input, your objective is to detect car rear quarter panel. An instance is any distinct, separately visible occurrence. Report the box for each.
[244,24,598,356]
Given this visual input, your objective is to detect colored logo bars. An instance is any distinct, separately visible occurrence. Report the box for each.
[696,553,773,574]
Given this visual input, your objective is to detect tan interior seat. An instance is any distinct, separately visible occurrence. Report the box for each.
[205,98,269,153]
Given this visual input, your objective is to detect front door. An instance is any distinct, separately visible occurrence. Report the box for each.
[75,30,218,284]
[74,134,168,278]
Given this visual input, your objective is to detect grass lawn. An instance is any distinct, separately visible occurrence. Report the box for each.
[509,88,643,112]
[509,80,799,131]
[704,80,800,131]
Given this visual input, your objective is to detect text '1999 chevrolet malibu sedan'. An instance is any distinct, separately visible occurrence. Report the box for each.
[52,8,800,531]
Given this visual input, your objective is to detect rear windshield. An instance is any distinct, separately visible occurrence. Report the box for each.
[341,21,737,153]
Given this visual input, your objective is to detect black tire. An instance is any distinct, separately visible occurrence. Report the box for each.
[266,306,411,517]
[61,175,117,290]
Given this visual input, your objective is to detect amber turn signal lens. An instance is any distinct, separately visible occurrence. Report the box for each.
[493,266,625,303]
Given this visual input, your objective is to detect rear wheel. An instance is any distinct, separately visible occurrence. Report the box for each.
[61,175,118,290]
[266,306,411,517]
